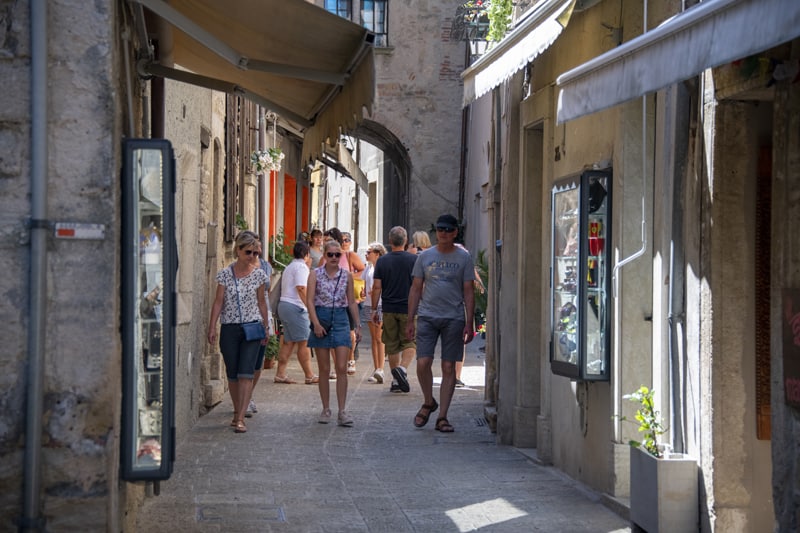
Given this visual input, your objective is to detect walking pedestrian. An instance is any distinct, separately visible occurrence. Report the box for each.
[372,226,418,393]
[207,231,270,434]
[273,240,318,385]
[406,214,475,432]
[249,235,272,415]
[341,231,365,375]
[362,242,387,383]
[308,228,324,266]
[307,240,362,426]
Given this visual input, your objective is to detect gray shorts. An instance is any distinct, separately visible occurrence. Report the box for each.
[278,301,310,343]
[415,316,465,362]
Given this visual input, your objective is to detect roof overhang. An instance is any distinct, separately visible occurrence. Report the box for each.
[129,0,375,163]
[461,0,575,106]
[556,0,800,123]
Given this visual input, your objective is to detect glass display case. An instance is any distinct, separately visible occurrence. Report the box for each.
[550,170,611,381]
[121,139,176,480]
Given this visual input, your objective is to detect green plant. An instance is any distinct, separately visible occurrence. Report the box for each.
[620,386,667,458]
[267,228,293,272]
[474,248,488,316]
[487,0,513,42]
[265,333,280,360]
[235,213,248,231]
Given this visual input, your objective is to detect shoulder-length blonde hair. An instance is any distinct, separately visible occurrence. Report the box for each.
[412,231,431,250]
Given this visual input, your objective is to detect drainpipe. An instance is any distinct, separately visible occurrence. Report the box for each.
[22,1,48,531]
[612,0,649,443]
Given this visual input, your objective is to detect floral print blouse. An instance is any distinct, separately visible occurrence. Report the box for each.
[216,266,268,324]
[313,267,348,308]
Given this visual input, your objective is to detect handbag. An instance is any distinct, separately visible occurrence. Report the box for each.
[310,270,342,336]
[232,266,266,341]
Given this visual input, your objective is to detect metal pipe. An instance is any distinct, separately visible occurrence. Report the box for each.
[22,0,48,530]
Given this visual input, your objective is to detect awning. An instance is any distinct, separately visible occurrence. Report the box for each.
[557,0,800,123]
[461,0,575,106]
[130,0,375,163]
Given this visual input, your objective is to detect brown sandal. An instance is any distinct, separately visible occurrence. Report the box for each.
[413,399,439,428]
[233,420,247,433]
[435,417,454,433]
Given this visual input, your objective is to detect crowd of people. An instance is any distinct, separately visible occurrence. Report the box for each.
[206,214,477,433]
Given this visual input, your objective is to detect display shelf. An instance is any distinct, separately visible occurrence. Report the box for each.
[550,170,611,381]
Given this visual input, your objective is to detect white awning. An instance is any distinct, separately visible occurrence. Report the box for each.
[461,0,575,106]
[557,0,800,123]
[130,0,375,163]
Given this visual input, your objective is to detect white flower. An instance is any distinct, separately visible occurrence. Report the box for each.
[251,148,284,173]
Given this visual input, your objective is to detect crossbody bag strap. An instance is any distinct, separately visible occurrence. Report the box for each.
[331,270,343,323]
[231,265,244,324]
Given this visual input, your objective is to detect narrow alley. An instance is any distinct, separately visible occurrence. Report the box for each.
[135,332,630,532]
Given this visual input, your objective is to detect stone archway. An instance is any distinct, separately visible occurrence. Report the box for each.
[350,119,412,232]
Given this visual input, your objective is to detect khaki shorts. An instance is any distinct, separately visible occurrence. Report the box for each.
[381,312,416,354]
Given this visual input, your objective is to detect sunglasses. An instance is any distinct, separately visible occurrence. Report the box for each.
[244,250,260,256]
[343,238,351,243]
[326,252,342,258]
[436,226,456,233]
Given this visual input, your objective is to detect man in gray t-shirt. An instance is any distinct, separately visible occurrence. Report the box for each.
[406,214,475,433]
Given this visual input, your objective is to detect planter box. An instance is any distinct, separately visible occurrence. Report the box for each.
[630,446,698,532]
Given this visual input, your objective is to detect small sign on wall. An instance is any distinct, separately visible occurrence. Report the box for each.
[781,289,800,408]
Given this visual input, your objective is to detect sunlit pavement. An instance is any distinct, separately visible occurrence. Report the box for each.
[135,332,630,532]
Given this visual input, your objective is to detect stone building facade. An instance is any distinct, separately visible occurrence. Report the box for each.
[0,0,374,530]
[464,0,800,530]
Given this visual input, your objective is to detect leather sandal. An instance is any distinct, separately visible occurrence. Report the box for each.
[233,421,247,433]
[413,399,439,428]
[274,375,297,384]
[305,375,320,384]
[435,417,454,433]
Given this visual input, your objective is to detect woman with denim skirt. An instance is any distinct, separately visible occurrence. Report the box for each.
[307,240,362,426]
[207,231,269,433]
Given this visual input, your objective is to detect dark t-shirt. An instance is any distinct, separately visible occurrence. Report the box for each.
[373,250,417,314]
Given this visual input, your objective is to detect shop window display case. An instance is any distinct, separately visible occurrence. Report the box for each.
[550,170,611,381]
[120,139,176,480]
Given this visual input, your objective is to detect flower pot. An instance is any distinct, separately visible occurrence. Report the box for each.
[263,358,275,370]
[629,445,698,532]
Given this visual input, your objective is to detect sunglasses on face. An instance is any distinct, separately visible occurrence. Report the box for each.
[326,252,342,258]
[343,238,351,243]
[436,227,456,233]
[244,250,260,256]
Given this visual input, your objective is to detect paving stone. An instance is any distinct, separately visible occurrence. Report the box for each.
[135,334,630,532]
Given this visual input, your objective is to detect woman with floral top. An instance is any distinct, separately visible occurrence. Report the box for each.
[306,240,362,426]
[207,231,270,433]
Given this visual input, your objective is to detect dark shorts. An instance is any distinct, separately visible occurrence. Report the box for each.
[219,323,261,380]
[415,316,465,362]
[381,312,415,354]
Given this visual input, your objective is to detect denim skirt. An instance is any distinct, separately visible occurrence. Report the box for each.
[307,306,352,349]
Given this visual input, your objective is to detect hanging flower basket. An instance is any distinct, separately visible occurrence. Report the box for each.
[251,147,285,173]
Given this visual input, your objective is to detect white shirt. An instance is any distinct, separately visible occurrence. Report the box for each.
[279,259,309,308]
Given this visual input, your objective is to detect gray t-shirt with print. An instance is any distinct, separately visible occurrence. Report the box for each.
[412,246,475,321]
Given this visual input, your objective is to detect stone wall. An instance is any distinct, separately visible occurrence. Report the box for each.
[370,0,466,233]
[0,1,122,529]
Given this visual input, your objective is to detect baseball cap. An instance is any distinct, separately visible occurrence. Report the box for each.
[435,214,458,231]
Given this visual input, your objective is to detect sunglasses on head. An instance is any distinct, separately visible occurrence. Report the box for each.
[326,252,342,258]
[244,250,260,256]
[436,226,456,233]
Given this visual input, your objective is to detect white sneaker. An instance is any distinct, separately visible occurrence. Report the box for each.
[337,411,354,427]
[318,408,332,424]
[372,369,384,384]
[248,399,258,413]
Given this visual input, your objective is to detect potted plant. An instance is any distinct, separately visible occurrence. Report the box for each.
[251,147,284,173]
[622,386,698,533]
[263,333,280,369]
